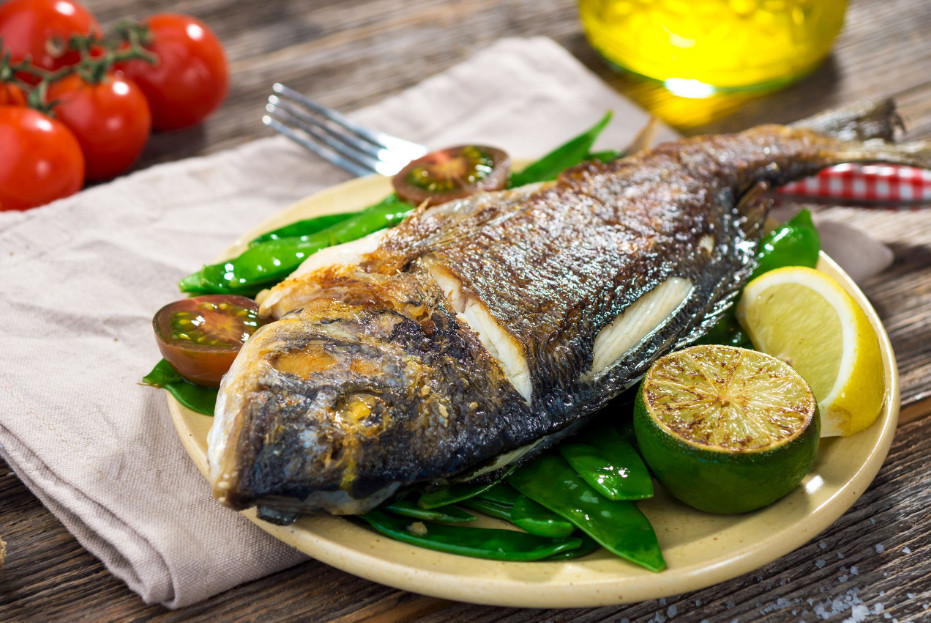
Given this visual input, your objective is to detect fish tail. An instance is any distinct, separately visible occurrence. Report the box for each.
[791,98,902,143]
[793,98,931,171]
[833,139,931,171]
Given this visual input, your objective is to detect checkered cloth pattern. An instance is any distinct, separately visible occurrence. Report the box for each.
[777,164,931,206]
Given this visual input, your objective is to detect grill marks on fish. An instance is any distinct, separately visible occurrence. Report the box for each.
[211,102,931,515]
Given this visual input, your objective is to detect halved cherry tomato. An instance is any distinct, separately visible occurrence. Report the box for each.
[0,82,26,106]
[116,14,228,131]
[153,295,267,387]
[0,106,84,211]
[0,0,100,78]
[392,145,511,207]
[48,72,151,181]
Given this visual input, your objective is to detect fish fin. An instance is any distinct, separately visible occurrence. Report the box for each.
[675,183,771,350]
[833,139,931,171]
[791,98,902,142]
[624,117,661,156]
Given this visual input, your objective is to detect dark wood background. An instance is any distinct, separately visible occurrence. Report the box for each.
[2,0,931,621]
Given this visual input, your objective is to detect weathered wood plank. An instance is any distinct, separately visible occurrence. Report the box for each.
[2,0,931,620]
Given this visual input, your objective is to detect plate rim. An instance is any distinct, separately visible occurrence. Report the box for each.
[167,171,900,608]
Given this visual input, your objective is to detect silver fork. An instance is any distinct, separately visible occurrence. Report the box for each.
[263,83,427,178]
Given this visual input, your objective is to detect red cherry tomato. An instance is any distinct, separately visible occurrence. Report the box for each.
[0,0,100,78]
[153,295,267,387]
[117,14,228,131]
[0,107,84,211]
[48,73,151,181]
[0,82,27,106]
[392,145,511,207]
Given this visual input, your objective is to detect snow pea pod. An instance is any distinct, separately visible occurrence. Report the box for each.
[459,498,513,522]
[477,483,521,506]
[559,423,653,501]
[546,532,599,561]
[179,194,414,296]
[509,455,666,572]
[508,112,612,187]
[384,500,476,523]
[362,510,582,561]
[141,359,217,415]
[511,495,575,538]
[249,211,361,245]
[749,208,820,281]
[417,466,516,510]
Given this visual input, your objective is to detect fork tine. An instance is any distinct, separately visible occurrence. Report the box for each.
[267,98,409,176]
[263,114,374,178]
[268,94,383,160]
[266,102,395,175]
[272,83,428,160]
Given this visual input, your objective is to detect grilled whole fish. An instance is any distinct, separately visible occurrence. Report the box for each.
[208,100,930,519]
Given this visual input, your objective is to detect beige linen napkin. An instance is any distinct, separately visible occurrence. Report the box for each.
[0,37,678,608]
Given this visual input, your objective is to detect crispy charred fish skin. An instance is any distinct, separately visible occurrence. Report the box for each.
[209,100,931,517]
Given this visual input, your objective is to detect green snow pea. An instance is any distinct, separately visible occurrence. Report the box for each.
[511,495,575,538]
[384,500,476,523]
[141,359,217,415]
[509,455,666,572]
[508,112,612,187]
[559,423,653,501]
[249,211,361,245]
[362,510,582,561]
[459,498,514,522]
[546,532,600,561]
[179,194,414,296]
[417,466,516,510]
[749,208,820,281]
[477,483,522,506]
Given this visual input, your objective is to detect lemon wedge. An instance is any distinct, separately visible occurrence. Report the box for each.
[736,266,884,437]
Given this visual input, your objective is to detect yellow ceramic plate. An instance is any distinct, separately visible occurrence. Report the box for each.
[168,170,899,608]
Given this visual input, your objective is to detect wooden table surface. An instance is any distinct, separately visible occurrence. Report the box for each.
[2,0,931,621]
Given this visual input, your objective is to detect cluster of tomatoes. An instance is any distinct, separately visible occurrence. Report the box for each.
[0,0,229,211]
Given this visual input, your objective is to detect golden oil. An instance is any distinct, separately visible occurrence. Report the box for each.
[579,0,848,95]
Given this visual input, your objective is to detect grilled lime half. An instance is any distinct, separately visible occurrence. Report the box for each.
[634,345,820,515]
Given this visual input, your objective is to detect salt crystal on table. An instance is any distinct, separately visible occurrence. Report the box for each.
[851,566,859,575]
[903,547,911,554]
[727,601,735,609]
[667,605,678,617]
[695,600,702,606]
[908,593,916,599]
[816,559,826,568]
[876,544,885,553]
[820,542,828,550]
[838,552,845,559]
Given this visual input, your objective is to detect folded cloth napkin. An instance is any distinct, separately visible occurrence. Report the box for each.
[0,36,678,608]
[0,35,894,609]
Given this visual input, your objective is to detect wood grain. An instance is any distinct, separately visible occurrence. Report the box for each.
[2,0,931,620]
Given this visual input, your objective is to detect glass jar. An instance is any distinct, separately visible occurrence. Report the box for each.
[579,0,848,96]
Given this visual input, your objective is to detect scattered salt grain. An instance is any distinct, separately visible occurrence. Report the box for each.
[874,604,884,614]
[908,593,916,599]
[667,605,678,618]
[695,600,702,607]
[727,601,735,609]
[851,566,859,575]
[816,559,826,568]
[883,614,891,619]
[660,598,667,606]
[819,541,827,549]
[903,547,911,554]
[923,604,929,609]
[840,574,849,582]
[846,604,871,623]
[870,518,875,525]
[881,591,885,596]
[876,544,885,553]
[838,552,845,559]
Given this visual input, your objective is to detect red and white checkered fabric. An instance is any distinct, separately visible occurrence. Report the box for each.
[777,164,931,206]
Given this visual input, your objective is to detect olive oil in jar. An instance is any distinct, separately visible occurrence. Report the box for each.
[579,0,848,94]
